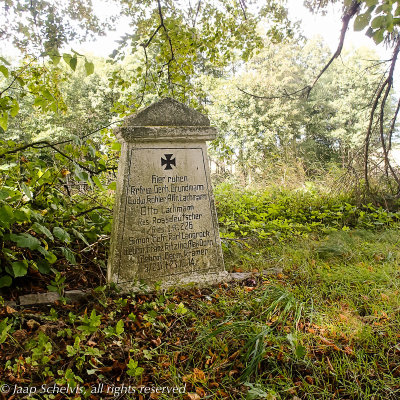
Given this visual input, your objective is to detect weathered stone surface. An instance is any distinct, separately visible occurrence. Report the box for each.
[17,290,87,306]
[64,290,87,302]
[108,98,226,290]
[19,292,60,305]
[229,272,253,281]
[227,268,283,282]
[124,97,210,127]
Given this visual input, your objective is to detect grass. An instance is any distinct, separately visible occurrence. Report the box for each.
[1,188,400,399]
[206,227,400,399]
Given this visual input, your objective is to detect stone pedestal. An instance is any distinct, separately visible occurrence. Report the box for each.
[107,98,226,290]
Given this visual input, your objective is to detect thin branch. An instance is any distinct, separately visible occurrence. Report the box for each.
[0,120,121,159]
[307,0,361,97]
[364,37,400,191]
[364,81,387,190]
[236,85,310,100]
[388,96,400,151]
[363,58,392,71]
[0,58,36,96]
[75,206,112,217]
[238,0,247,20]
[81,235,110,252]
[157,0,175,83]
[138,45,149,107]
[379,39,400,185]
[193,0,202,27]
[142,24,162,49]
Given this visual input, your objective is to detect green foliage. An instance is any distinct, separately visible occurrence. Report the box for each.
[306,0,400,45]
[0,131,118,286]
[106,0,297,106]
[205,40,391,182]
[216,184,400,243]
[126,359,144,378]
[77,309,102,335]
[0,317,13,344]
[1,0,110,54]
[356,0,400,43]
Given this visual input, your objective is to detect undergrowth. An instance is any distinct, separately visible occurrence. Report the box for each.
[1,186,400,399]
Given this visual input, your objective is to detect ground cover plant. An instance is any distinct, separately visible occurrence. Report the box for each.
[2,0,400,398]
[1,186,400,399]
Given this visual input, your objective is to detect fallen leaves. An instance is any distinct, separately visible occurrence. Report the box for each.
[186,393,200,400]
[183,368,206,383]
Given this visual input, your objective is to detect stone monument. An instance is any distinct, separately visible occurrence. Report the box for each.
[107,98,226,290]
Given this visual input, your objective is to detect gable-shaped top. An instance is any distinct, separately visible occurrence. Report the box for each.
[124,98,210,127]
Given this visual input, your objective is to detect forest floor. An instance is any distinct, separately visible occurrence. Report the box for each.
[1,225,400,400]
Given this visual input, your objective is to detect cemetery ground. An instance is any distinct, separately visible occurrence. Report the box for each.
[1,186,400,399]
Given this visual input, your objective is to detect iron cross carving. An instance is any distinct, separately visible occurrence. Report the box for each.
[161,154,176,170]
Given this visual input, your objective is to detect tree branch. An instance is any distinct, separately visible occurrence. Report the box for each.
[0,120,121,158]
[236,85,310,100]
[307,0,361,97]
[364,37,400,192]
[75,206,112,217]
[193,0,202,27]
[157,0,175,83]
[238,0,247,20]
[0,58,36,97]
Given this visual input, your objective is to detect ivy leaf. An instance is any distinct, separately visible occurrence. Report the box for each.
[373,28,385,44]
[21,182,33,200]
[84,60,94,76]
[63,53,72,64]
[10,101,19,117]
[60,246,76,265]
[37,259,51,274]
[32,222,54,241]
[50,55,61,65]
[12,260,28,277]
[354,13,371,31]
[69,56,78,71]
[92,175,104,190]
[371,15,386,29]
[53,227,71,243]
[0,65,9,78]
[0,275,12,288]
[10,233,41,250]
[0,112,8,131]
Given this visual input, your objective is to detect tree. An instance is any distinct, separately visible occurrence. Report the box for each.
[204,38,391,184]
[0,0,298,287]
[0,0,112,54]
[302,0,400,195]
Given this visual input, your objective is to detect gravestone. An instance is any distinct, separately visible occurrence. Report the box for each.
[107,98,226,290]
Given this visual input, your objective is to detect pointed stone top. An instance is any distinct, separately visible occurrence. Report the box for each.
[124,98,210,127]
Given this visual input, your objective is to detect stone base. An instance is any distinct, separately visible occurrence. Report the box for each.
[112,270,230,292]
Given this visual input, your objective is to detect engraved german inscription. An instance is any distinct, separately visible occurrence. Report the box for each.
[107,97,225,289]
[116,147,220,281]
